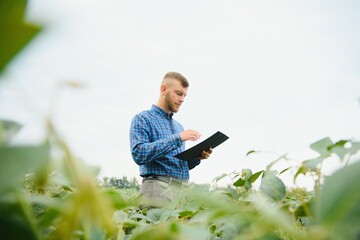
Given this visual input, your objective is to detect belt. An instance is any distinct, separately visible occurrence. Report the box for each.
[142,175,185,185]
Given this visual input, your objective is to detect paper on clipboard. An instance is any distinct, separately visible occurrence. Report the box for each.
[174,131,229,161]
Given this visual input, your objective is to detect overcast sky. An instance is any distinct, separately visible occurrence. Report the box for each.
[1,0,359,188]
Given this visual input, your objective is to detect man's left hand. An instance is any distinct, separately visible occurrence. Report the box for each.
[198,148,213,160]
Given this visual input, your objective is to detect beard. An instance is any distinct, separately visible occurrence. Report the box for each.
[165,94,180,113]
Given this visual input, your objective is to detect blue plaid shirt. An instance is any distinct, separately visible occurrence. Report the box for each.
[130,105,200,181]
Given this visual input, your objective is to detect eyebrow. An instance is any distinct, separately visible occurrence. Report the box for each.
[176,90,186,97]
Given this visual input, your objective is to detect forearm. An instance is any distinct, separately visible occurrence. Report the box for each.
[131,133,183,165]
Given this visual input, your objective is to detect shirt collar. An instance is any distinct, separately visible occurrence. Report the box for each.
[152,104,174,119]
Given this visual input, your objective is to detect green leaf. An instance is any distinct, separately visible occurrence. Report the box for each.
[310,137,333,156]
[327,140,360,162]
[279,166,293,175]
[249,170,264,183]
[328,140,348,151]
[0,203,39,240]
[263,170,278,177]
[87,226,105,240]
[233,177,246,187]
[246,150,256,156]
[178,210,195,218]
[0,119,22,145]
[316,161,360,239]
[0,0,42,73]
[130,222,209,240]
[349,141,360,155]
[327,140,351,161]
[241,168,252,179]
[260,174,286,201]
[0,142,49,192]
[293,165,308,184]
[145,208,163,222]
[244,180,252,190]
[104,189,129,210]
[331,147,348,161]
[169,222,179,233]
[303,157,325,170]
[249,193,299,237]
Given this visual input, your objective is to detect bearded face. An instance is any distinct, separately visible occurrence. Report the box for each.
[164,91,180,113]
[162,79,187,113]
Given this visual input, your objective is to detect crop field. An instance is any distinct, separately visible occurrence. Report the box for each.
[1,118,360,239]
[1,1,360,239]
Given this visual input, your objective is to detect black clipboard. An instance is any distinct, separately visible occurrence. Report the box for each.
[174,131,229,161]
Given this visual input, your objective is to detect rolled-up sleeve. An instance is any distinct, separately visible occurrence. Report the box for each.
[130,114,183,165]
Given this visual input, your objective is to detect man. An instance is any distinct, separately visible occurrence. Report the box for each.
[129,71,212,207]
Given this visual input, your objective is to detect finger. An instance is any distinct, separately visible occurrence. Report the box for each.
[203,149,211,155]
[194,132,201,141]
[201,151,210,158]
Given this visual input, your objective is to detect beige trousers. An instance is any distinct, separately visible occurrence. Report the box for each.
[139,177,185,208]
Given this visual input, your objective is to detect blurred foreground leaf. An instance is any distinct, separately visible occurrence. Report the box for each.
[0,0,41,73]
[0,143,49,193]
[316,160,360,239]
[130,221,208,240]
[0,196,39,240]
[0,119,22,145]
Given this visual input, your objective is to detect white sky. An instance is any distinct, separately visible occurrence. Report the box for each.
[1,0,359,189]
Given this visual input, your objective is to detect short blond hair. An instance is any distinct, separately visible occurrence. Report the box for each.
[163,72,189,88]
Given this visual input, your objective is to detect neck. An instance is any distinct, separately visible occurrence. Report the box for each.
[157,99,171,114]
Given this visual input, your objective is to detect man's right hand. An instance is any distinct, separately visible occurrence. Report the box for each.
[180,129,202,142]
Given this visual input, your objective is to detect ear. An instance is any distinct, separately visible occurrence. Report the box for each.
[160,84,167,95]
